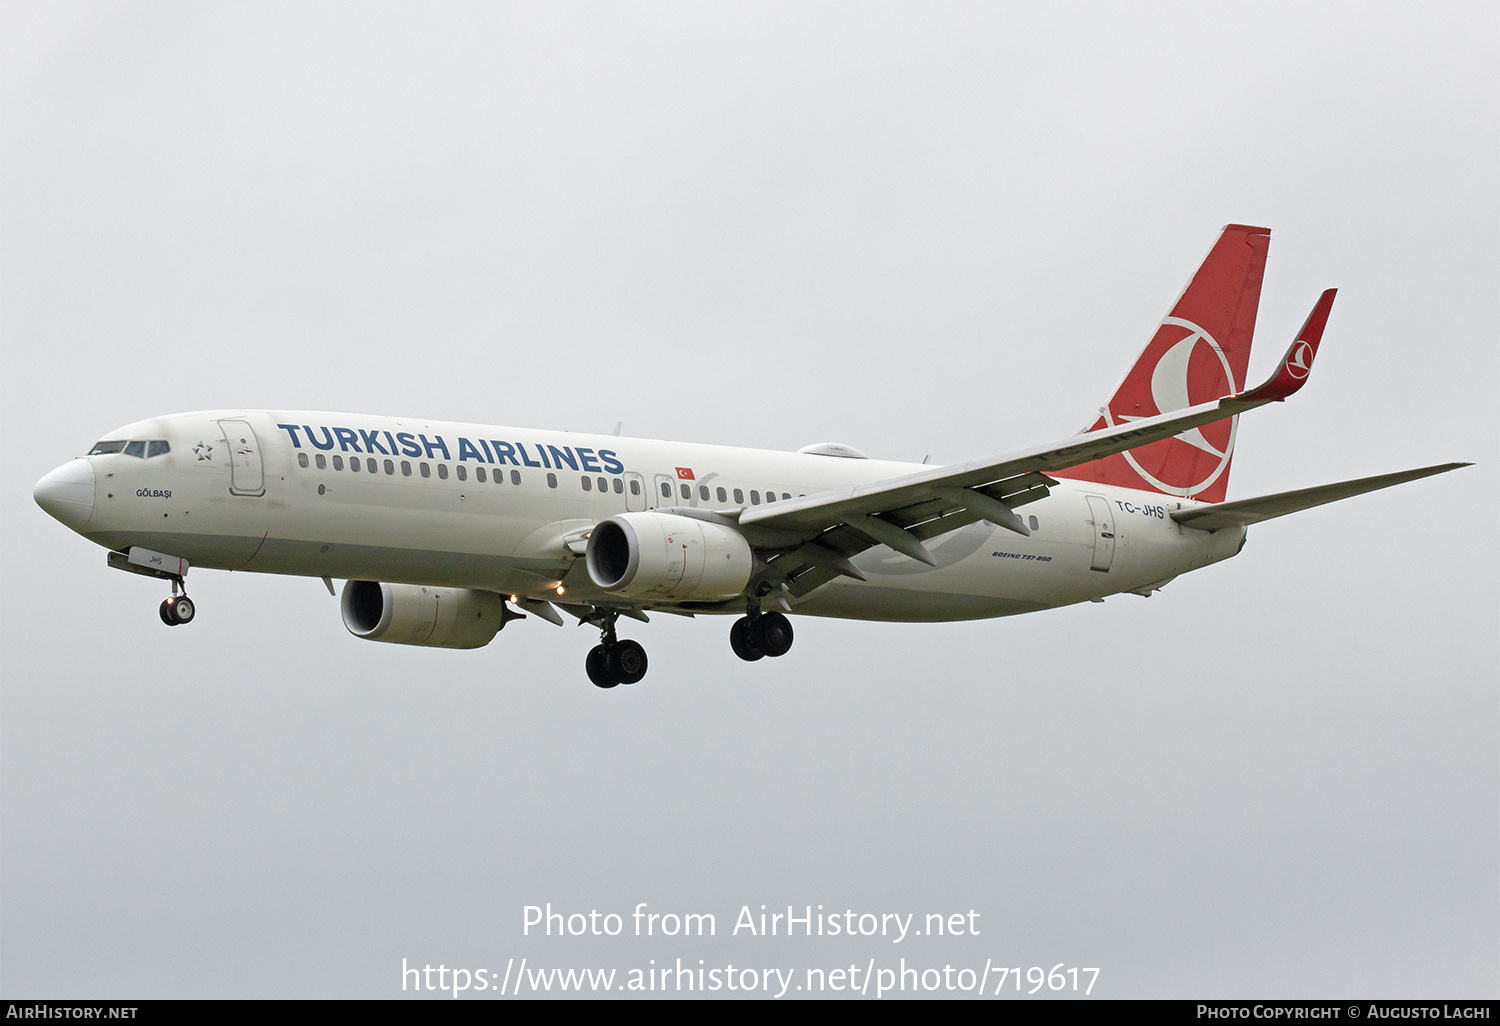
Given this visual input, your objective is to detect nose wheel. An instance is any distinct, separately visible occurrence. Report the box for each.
[584,612,648,688]
[158,580,195,626]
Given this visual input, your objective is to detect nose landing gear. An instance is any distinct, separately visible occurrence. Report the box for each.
[584,611,648,688]
[106,548,196,627]
[158,580,195,626]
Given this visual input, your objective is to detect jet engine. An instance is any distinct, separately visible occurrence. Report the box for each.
[340,581,508,649]
[585,512,753,602]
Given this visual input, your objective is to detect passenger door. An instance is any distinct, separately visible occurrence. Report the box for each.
[1085,495,1115,572]
[624,472,646,512]
[218,418,266,496]
[651,473,676,510]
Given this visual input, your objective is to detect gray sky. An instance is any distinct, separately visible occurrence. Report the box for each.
[2,1,1495,999]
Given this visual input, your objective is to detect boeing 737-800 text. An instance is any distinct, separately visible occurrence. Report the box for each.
[33,225,1466,687]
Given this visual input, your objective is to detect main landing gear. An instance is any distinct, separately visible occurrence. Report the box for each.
[585,611,648,689]
[158,579,196,626]
[730,610,794,662]
[581,606,795,687]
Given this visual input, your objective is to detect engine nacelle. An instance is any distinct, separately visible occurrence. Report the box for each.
[341,581,507,649]
[585,512,753,602]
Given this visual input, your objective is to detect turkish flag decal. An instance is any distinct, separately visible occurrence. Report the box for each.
[676,467,695,480]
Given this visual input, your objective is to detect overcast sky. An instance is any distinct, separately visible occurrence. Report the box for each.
[2,1,1495,999]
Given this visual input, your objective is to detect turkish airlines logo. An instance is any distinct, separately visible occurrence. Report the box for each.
[1286,339,1315,380]
[1102,317,1239,497]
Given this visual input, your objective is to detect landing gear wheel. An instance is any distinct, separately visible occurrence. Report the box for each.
[159,598,180,626]
[584,609,648,689]
[171,596,196,624]
[753,612,794,657]
[586,645,619,688]
[609,639,648,685]
[730,616,765,661]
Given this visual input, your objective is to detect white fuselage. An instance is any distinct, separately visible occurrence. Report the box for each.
[46,410,1247,622]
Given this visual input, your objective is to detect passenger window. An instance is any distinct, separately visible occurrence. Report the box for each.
[350,457,361,472]
[699,485,709,500]
[1029,515,1039,531]
[476,467,486,482]
[456,465,466,481]
[612,478,623,494]
[660,481,671,498]
[678,483,688,500]
[333,455,344,470]
[547,473,557,488]
[511,469,521,485]
[629,479,640,496]
[438,464,448,480]
[733,488,744,504]
[147,440,170,457]
[717,487,727,503]
[782,493,790,501]
[420,463,430,478]
[297,452,309,468]
[581,476,592,491]
[402,461,412,476]
[764,491,775,503]
[88,440,127,455]
[598,477,608,493]
[366,458,377,473]
[316,454,327,470]
[750,490,760,505]
[124,441,146,458]
[384,459,394,475]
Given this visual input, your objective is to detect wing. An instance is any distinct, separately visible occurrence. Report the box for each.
[712,291,1339,600]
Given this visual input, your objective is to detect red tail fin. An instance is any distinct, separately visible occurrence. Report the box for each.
[1053,224,1270,503]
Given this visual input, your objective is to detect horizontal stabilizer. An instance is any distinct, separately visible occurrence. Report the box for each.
[1171,463,1470,531]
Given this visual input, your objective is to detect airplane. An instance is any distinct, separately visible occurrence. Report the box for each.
[33,224,1467,688]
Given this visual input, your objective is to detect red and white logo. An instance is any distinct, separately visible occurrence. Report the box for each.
[1286,339,1315,380]
[675,467,695,480]
[1101,316,1240,498]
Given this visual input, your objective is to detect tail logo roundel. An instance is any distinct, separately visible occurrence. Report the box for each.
[1101,316,1241,498]
[1051,223,1270,505]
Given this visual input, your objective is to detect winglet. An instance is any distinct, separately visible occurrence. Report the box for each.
[1234,289,1336,403]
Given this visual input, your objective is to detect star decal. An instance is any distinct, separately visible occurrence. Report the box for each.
[193,441,214,461]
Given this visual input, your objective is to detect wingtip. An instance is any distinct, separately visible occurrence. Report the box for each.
[1233,289,1337,404]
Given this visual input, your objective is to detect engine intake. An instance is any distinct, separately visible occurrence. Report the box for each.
[341,581,507,649]
[585,512,753,602]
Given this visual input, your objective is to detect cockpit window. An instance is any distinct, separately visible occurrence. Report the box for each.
[88,439,171,458]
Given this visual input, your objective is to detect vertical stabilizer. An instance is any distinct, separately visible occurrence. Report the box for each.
[1053,224,1270,503]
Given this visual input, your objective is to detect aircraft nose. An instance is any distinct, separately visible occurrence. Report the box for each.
[34,459,96,531]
